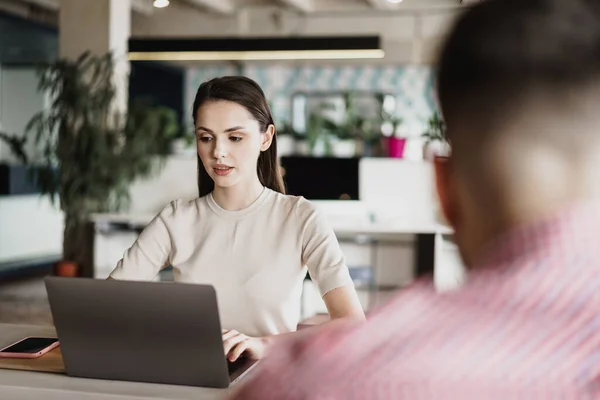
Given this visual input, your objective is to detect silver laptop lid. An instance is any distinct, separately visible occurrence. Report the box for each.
[45,277,230,388]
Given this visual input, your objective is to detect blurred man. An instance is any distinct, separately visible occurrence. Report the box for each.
[230,0,600,398]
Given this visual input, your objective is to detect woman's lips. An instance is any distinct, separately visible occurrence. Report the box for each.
[213,166,233,176]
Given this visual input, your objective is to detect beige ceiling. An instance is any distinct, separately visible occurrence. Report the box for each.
[124,0,465,64]
[1,0,464,17]
[0,0,466,64]
[176,0,463,14]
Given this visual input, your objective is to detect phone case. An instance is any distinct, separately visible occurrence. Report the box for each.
[0,336,60,359]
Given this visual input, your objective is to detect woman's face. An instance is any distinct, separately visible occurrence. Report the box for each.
[195,100,274,190]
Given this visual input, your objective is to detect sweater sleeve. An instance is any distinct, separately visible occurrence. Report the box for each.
[109,202,176,281]
[297,198,354,296]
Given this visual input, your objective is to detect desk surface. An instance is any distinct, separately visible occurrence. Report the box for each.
[0,324,230,400]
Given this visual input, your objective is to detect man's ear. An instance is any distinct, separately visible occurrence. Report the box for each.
[434,156,459,228]
[261,124,275,152]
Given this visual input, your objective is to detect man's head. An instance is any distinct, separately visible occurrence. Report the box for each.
[435,0,600,266]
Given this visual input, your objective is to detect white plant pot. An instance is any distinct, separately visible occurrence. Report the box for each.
[423,140,451,161]
[332,139,356,157]
[277,135,296,157]
[311,139,327,157]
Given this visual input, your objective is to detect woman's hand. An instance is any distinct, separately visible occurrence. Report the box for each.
[222,329,269,362]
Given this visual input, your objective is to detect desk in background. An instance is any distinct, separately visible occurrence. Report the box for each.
[91,212,463,294]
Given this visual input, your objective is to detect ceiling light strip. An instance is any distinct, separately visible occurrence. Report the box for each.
[128,49,386,61]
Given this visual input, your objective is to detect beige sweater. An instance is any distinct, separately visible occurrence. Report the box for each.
[109,188,354,337]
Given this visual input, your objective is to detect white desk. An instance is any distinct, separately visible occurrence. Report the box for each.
[0,324,230,400]
[91,212,457,287]
[91,213,453,236]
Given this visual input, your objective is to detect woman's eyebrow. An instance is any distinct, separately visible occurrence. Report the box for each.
[224,126,245,133]
[196,126,245,133]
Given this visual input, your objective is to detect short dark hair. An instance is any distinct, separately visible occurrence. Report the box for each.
[437,0,600,150]
[192,76,285,197]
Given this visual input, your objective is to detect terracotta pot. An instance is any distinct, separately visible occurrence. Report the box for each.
[54,260,79,277]
[433,156,452,225]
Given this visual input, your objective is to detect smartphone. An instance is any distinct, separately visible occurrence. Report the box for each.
[0,337,60,359]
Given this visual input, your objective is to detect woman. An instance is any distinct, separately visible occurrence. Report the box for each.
[109,76,365,363]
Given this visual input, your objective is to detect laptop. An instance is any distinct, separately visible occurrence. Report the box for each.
[45,277,258,388]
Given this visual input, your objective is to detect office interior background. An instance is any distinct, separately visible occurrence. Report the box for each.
[0,0,468,325]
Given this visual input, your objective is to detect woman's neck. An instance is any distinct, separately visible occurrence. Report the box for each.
[212,177,265,211]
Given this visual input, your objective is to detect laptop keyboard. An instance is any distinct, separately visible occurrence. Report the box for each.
[228,357,248,376]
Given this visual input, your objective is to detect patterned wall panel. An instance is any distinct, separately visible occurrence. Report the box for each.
[185,64,437,138]
[184,65,237,125]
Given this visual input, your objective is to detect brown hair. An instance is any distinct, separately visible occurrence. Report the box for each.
[436,0,600,155]
[192,76,285,197]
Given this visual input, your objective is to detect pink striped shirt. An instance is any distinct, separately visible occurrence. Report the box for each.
[230,204,600,399]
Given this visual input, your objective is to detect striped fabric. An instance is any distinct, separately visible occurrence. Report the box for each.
[230,203,600,399]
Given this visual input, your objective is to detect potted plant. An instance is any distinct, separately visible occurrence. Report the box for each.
[0,52,179,277]
[377,97,404,158]
[293,131,310,156]
[305,112,328,157]
[373,93,404,158]
[170,127,196,156]
[305,99,339,157]
[383,116,405,158]
[421,112,450,161]
[320,92,369,158]
[319,114,356,158]
[331,92,361,157]
[331,128,356,157]
[355,119,380,157]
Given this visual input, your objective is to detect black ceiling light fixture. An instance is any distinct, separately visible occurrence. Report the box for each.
[128,36,385,61]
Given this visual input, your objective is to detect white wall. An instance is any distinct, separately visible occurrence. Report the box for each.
[0,195,63,263]
[0,66,64,263]
[0,154,197,267]
[127,155,198,214]
[95,155,198,278]
[0,67,47,163]
[0,65,2,138]
[360,158,439,222]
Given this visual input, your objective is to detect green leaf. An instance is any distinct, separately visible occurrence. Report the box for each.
[14,50,180,223]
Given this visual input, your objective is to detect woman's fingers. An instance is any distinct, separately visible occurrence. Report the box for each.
[223,332,247,356]
[229,340,249,362]
[222,329,239,341]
